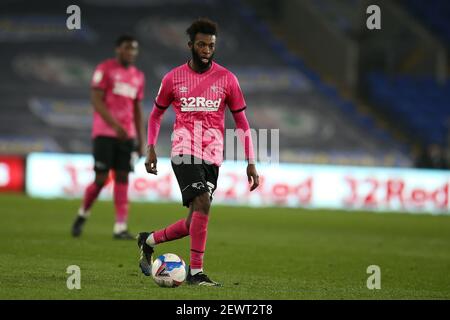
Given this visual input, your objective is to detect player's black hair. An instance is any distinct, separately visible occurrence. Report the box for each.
[186,18,218,42]
[115,34,137,47]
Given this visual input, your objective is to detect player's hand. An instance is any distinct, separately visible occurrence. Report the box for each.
[145,145,158,175]
[247,163,259,191]
[113,124,128,141]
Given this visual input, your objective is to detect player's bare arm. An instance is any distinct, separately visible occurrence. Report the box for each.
[91,88,128,140]
[133,100,145,156]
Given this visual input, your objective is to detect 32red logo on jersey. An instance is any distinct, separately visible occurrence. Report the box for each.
[180,97,221,112]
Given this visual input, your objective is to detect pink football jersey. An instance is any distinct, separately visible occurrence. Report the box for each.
[91,58,145,138]
[155,62,246,166]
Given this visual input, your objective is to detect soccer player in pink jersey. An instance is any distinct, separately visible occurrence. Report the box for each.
[137,19,259,286]
[71,35,146,240]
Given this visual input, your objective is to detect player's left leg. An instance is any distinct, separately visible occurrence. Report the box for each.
[185,162,221,286]
[112,139,135,240]
[112,170,134,239]
[185,192,222,286]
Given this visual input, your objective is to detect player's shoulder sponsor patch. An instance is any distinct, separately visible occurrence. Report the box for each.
[92,70,103,84]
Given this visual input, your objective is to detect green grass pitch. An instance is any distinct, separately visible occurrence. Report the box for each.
[1,194,449,299]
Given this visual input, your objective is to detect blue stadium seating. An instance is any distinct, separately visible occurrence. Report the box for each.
[367,72,450,145]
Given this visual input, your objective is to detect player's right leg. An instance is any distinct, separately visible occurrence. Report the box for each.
[136,231,154,276]
[137,206,192,276]
[71,172,108,237]
[71,137,113,237]
[137,155,198,276]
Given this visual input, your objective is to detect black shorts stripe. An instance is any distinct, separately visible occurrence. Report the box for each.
[154,100,169,110]
[230,106,246,113]
[190,249,205,254]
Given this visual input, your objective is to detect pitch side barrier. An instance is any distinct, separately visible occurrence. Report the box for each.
[26,152,450,214]
[0,155,25,193]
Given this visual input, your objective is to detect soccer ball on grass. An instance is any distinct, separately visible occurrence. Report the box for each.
[151,253,186,287]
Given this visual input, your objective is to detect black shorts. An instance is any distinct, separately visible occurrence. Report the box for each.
[171,155,219,207]
[93,136,134,173]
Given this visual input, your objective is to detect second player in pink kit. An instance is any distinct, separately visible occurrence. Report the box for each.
[137,18,260,286]
[72,35,146,240]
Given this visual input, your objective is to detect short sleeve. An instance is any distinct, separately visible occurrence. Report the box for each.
[136,73,145,101]
[226,73,246,113]
[91,63,109,91]
[154,73,173,108]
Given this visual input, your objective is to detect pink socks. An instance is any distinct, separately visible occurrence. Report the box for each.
[82,182,102,212]
[147,211,210,270]
[189,212,209,270]
[113,182,129,223]
[153,219,189,243]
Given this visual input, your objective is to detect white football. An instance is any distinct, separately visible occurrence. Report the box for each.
[151,253,187,287]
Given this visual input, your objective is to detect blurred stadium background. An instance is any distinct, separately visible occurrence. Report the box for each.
[0,0,450,299]
[1,0,449,211]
